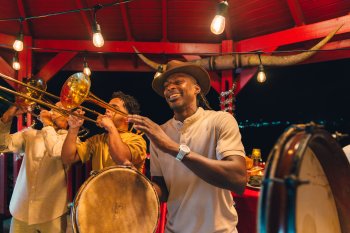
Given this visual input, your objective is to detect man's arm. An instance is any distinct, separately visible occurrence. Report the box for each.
[128,114,247,195]
[97,116,133,166]
[61,109,84,165]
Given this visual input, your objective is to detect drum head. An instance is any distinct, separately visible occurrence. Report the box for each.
[258,124,350,233]
[72,166,159,233]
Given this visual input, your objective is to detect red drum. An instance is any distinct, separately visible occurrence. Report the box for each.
[71,166,159,233]
[258,124,350,233]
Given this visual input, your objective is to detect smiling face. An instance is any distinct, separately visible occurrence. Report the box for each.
[105,97,128,128]
[163,73,201,112]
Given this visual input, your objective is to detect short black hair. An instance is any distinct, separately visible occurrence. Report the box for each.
[111,91,141,115]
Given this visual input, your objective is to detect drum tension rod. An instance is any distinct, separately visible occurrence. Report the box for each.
[265,175,310,188]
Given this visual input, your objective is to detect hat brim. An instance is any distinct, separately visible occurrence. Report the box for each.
[152,64,211,97]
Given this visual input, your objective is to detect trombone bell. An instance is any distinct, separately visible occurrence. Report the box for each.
[60,72,90,109]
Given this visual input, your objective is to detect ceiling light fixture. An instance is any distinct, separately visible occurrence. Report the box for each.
[12,52,21,70]
[257,53,267,83]
[13,19,24,52]
[83,56,91,76]
[210,1,228,35]
[92,5,104,48]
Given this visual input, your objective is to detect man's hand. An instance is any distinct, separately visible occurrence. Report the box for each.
[39,110,54,127]
[96,115,116,132]
[68,109,85,130]
[1,105,28,124]
[128,114,178,154]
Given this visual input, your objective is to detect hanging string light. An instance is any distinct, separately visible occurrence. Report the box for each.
[13,18,24,52]
[210,0,228,35]
[92,5,104,48]
[12,52,20,70]
[154,65,164,79]
[83,56,91,76]
[257,53,266,83]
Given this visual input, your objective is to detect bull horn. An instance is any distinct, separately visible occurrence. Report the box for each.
[132,46,166,71]
[134,25,342,71]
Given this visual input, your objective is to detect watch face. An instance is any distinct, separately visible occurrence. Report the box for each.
[180,144,190,154]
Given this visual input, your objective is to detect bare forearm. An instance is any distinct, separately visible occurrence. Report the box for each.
[108,128,132,165]
[182,153,247,194]
[61,129,79,165]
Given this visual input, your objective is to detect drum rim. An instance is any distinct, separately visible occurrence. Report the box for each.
[258,124,350,233]
[71,165,160,233]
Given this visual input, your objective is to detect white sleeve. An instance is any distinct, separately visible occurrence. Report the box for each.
[0,120,25,153]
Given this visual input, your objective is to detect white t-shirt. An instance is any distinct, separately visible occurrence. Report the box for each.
[151,108,245,233]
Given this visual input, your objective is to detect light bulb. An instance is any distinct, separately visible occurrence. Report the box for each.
[83,66,91,76]
[210,15,226,35]
[92,23,104,47]
[13,39,23,52]
[13,61,20,70]
[93,32,104,47]
[257,71,266,83]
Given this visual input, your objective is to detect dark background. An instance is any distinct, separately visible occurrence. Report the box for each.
[1,58,349,161]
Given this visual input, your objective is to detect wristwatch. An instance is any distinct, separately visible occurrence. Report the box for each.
[176,144,191,161]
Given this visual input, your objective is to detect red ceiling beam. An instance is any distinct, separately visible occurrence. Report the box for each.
[35,52,78,82]
[286,0,305,26]
[0,33,15,48]
[161,0,168,42]
[34,40,221,54]
[74,0,93,36]
[235,14,350,52]
[0,57,16,89]
[16,0,31,35]
[120,3,134,41]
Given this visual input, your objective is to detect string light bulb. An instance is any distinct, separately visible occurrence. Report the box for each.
[92,22,104,47]
[12,52,20,70]
[13,19,24,51]
[257,53,266,83]
[83,57,91,76]
[13,32,24,52]
[92,6,104,47]
[210,1,228,35]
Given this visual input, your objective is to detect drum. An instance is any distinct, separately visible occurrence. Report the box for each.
[258,124,350,233]
[71,166,159,233]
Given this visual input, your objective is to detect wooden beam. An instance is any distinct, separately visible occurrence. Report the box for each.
[0,33,15,48]
[35,52,77,82]
[34,40,221,54]
[286,0,305,26]
[235,14,350,52]
[120,3,134,41]
[161,0,168,42]
[74,0,93,36]
[0,57,15,89]
[16,0,32,35]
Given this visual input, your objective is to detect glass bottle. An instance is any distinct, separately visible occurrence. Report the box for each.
[251,148,261,168]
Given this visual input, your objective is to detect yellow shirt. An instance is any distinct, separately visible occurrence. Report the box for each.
[76,131,147,172]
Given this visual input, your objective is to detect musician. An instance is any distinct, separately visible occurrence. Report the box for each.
[0,102,69,233]
[61,91,147,172]
[128,60,247,233]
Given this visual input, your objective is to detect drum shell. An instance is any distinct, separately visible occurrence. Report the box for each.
[258,125,350,233]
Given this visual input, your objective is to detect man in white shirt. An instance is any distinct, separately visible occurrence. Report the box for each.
[0,102,69,233]
[128,60,247,233]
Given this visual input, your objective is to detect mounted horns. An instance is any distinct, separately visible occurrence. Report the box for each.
[133,25,342,72]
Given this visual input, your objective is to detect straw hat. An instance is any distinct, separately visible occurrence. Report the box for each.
[152,60,211,97]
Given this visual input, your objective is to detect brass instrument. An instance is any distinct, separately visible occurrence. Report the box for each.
[0,72,126,123]
[60,72,127,117]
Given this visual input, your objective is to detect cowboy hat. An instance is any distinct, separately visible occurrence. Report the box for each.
[152,60,211,97]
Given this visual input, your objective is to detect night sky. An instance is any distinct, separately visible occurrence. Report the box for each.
[1,58,349,161]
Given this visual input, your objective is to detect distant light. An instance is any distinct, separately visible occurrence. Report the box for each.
[13,33,24,52]
[92,22,104,47]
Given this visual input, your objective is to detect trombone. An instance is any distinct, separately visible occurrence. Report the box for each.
[0,72,127,123]
[0,95,90,138]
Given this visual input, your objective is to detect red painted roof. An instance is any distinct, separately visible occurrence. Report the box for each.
[0,0,349,79]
